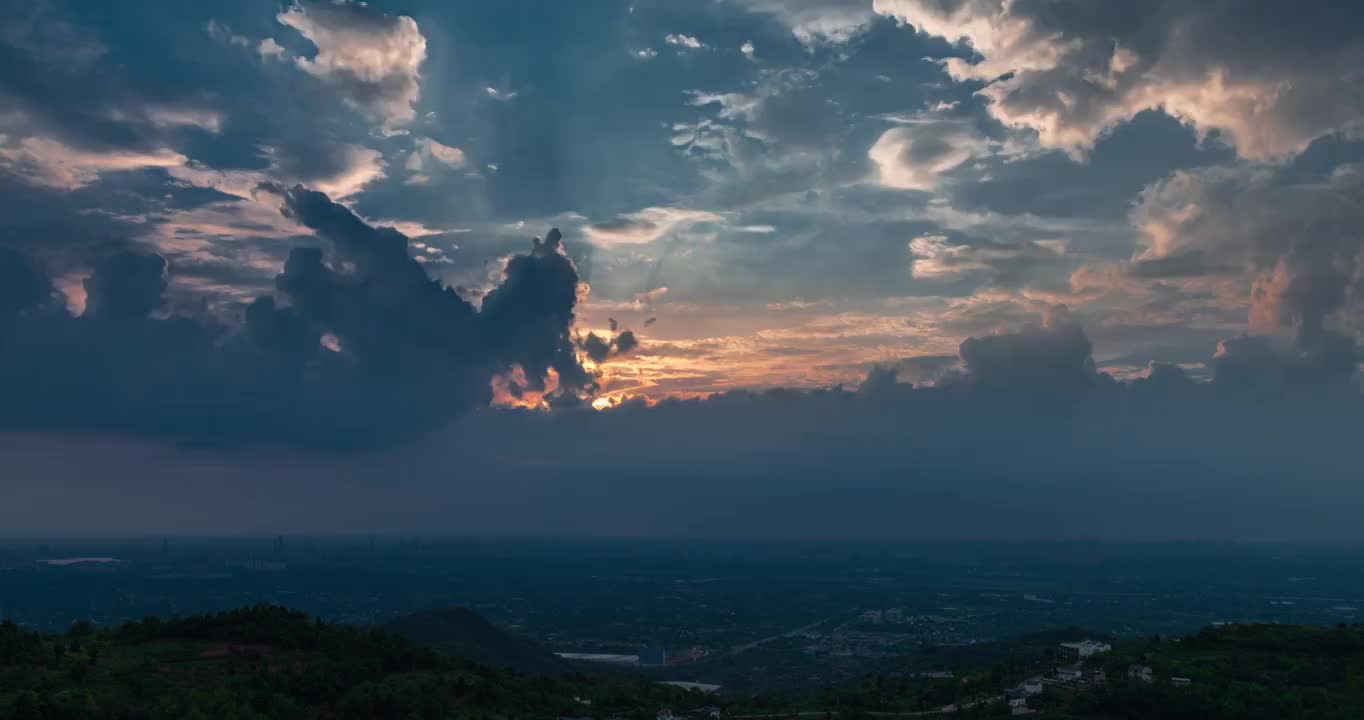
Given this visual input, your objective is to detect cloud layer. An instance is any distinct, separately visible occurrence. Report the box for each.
[877,0,1364,159]
[0,183,608,447]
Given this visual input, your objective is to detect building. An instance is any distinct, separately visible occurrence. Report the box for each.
[1056,664,1084,682]
[1022,678,1044,695]
[859,610,883,624]
[885,607,904,624]
[1127,665,1153,683]
[1171,677,1192,687]
[640,646,667,666]
[1058,640,1112,658]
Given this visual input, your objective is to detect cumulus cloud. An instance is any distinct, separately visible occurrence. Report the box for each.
[665,33,705,50]
[0,184,609,447]
[951,321,1099,400]
[278,0,427,129]
[1130,161,1364,353]
[583,207,724,246]
[876,0,1364,160]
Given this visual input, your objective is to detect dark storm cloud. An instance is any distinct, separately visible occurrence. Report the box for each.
[477,228,594,394]
[0,185,604,447]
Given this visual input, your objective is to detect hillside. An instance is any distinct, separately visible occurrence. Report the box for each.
[383,606,567,675]
[0,606,700,720]
[1062,623,1364,720]
[716,624,1364,719]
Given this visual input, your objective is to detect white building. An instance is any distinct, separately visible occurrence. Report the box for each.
[1058,640,1112,658]
[1023,678,1044,695]
[1127,665,1153,683]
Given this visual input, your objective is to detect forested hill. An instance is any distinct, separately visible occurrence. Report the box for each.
[1064,623,1364,720]
[0,605,697,720]
[384,606,567,675]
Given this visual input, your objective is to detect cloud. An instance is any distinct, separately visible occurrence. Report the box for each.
[1212,333,1358,391]
[169,141,386,201]
[277,143,385,199]
[205,19,250,48]
[583,207,724,246]
[404,137,467,185]
[483,86,519,102]
[1126,250,1220,280]
[952,321,1100,400]
[728,0,877,46]
[278,0,427,129]
[665,34,705,50]
[144,107,223,133]
[0,184,608,447]
[578,328,640,365]
[1130,161,1364,351]
[909,233,1063,288]
[0,136,185,190]
[868,119,991,190]
[257,37,286,60]
[423,321,1363,540]
[634,287,669,308]
[876,0,1364,160]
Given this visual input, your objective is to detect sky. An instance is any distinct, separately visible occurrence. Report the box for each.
[2,0,1363,539]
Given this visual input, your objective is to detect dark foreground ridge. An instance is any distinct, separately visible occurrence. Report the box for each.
[3,605,1364,719]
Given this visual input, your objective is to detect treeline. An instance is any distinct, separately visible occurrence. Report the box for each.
[0,605,698,720]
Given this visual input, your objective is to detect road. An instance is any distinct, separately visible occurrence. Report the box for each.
[724,612,850,656]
